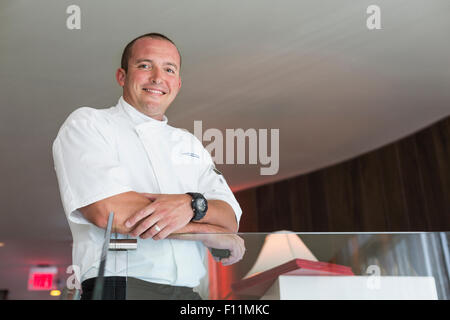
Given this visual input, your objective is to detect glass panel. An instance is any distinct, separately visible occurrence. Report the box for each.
[119,232,450,300]
[1,232,447,299]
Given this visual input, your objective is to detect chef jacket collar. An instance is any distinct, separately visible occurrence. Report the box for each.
[119,96,168,127]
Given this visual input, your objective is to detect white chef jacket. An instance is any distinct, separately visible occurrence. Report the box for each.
[52,96,242,287]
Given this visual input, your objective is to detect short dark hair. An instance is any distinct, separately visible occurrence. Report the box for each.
[120,33,181,72]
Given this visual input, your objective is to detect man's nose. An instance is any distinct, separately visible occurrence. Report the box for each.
[150,68,162,84]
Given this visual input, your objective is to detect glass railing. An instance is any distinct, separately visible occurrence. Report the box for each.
[60,228,450,300]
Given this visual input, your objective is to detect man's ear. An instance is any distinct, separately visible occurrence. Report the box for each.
[116,68,126,87]
[178,76,182,90]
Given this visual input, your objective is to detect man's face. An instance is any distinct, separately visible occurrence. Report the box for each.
[116,37,182,120]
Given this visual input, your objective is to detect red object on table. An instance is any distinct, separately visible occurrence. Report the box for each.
[232,259,354,297]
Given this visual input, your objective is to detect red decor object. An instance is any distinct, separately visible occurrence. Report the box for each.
[232,258,354,297]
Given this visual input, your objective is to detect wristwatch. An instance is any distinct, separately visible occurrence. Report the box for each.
[186,192,208,221]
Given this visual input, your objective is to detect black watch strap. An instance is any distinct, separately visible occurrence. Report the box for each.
[186,192,208,221]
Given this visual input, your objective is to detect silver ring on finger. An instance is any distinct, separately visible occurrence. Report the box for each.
[154,224,161,232]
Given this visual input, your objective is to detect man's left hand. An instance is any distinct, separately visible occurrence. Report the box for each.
[125,193,193,240]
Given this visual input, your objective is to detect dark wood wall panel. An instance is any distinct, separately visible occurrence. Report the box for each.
[433,120,450,224]
[255,185,275,230]
[323,164,354,231]
[415,127,447,228]
[291,176,313,230]
[234,189,258,232]
[236,116,450,232]
[307,171,330,231]
[396,136,431,229]
[274,180,292,230]
[378,144,410,230]
[358,151,388,230]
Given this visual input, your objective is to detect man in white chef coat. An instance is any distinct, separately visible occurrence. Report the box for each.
[52,33,244,300]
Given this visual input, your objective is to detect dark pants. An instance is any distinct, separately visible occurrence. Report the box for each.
[81,276,203,300]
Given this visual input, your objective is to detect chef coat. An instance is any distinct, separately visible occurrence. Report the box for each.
[52,96,242,287]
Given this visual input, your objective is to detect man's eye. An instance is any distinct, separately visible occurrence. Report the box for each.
[139,64,150,69]
[166,68,175,73]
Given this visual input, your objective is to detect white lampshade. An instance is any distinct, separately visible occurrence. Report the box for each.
[244,231,317,279]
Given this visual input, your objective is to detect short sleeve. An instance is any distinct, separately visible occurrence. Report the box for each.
[52,108,133,225]
[197,144,242,227]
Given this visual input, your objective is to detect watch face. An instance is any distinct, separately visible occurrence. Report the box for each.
[195,198,207,212]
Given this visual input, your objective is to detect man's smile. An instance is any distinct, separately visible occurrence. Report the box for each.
[142,87,166,95]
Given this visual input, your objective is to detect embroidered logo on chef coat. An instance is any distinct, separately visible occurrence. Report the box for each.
[181,152,200,159]
[170,129,205,165]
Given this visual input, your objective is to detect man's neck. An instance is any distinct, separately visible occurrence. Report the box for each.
[122,96,165,122]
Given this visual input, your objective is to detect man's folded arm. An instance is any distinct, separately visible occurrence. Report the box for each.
[78,192,238,235]
[78,191,151,234]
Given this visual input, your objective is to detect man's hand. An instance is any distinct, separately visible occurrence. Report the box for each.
[169,233,246,266]
[208,234,246,266]
[125,193,193,240]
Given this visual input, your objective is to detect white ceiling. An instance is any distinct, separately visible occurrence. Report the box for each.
[0,0,449,299]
